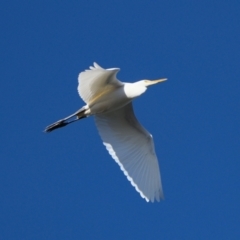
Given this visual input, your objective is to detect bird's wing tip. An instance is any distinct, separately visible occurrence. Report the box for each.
[87,62,103,70]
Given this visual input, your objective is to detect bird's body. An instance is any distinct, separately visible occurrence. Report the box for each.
[88,85,130,114]
[45,62,167,202]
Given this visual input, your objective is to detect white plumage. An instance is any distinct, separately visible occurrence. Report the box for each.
[78,62,122,105]
[45,62,167,202]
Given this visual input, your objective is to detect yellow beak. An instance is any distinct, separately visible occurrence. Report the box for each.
[146,78,167,86]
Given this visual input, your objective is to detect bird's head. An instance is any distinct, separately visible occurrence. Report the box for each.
[126,78,167,99]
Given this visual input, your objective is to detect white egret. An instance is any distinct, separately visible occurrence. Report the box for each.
[45,62,167,202]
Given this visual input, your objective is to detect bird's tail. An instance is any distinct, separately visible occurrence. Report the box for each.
[44,106,87,133]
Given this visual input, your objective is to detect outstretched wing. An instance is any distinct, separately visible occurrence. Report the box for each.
[95,103,164,202]
[78,62,123,104]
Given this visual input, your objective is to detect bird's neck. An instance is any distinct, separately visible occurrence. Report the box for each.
[124,82,147,99]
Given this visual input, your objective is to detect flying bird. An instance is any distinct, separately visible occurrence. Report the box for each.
[45,62,167,202]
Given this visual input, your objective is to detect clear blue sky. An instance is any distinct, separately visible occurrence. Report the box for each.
[1,1,239,239]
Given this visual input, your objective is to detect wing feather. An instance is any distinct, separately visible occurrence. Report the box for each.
[95,103,164,202]
[78,62,123,104]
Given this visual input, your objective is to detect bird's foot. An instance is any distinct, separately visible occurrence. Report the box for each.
[44,119,68,132]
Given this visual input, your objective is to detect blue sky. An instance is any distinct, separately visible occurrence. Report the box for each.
[1,1,239,239]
